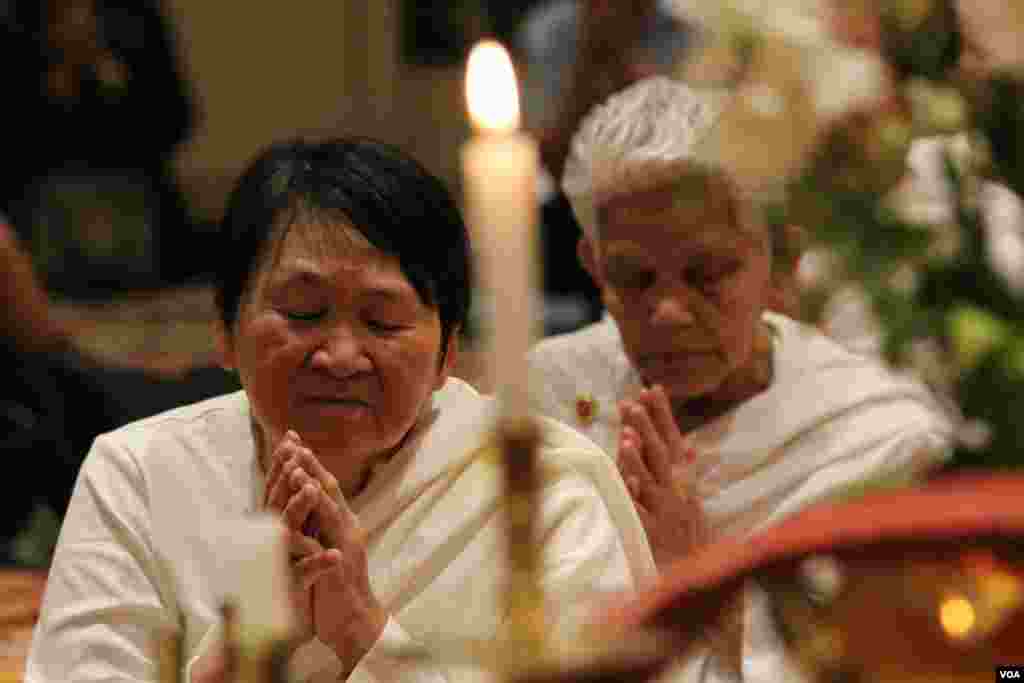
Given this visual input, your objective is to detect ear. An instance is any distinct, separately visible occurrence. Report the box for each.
[776,223,807,275]
[577,236,603,286]
[434,329,460,390]
[766,271,801,319]
[215,320,238,372]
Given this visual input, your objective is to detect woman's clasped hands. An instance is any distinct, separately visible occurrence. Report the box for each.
[617,385,712,567]
[264,430,387,673]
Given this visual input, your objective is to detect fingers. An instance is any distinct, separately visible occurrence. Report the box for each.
[279,433,342,505]
[314,484,362,550]
[619,398,673,484]
[617,425,654,506]
[287,528,324,561]
[189,640,228,683]
[303,453,342,506]
[632,498,652,530]
[294,549,343,592]
[265,431,304,510]
[641,386,689,467]
[265,432,342,530]
[264,432,363,555]
[282,472,354,551]
[282,482,321,534]
[272,456,324,534]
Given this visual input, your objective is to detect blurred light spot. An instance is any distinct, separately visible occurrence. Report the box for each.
[940,595,976,639]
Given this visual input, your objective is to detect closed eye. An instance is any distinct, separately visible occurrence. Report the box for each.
[686,260,740,288]
[606,264,656,292]
[284,309,327,322]
[367,319,406,334]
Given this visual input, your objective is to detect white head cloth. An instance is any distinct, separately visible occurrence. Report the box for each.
[561,77,728,240]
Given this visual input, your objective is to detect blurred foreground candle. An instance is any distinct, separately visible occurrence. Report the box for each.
[229,516,296,648]
[463,39,547,657]
[461,40,539,420]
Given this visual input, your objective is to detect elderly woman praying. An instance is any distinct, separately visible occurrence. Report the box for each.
[527,77,953,681]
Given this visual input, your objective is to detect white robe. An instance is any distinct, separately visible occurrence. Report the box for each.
[528,312,953,680]
[26,378,656,683]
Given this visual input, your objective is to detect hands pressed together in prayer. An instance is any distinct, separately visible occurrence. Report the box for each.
[193,432,386,683]
[264,431,387,670]
[617,386,712,568]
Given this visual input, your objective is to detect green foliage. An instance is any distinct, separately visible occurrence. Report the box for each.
[977,73,1024,198]
[880,0,962,80]
[787,14,1024,470]
[746,0,1022,473]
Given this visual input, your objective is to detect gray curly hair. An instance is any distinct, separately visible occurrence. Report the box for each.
[562,76,769,245]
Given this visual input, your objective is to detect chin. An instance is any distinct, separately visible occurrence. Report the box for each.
[641,366,718,395]
[663,383,709,403]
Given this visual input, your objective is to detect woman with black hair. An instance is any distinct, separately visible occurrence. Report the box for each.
[26,138,655,683]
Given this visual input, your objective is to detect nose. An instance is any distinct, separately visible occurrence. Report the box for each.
[307,324,372,376]
[649,288,696,328]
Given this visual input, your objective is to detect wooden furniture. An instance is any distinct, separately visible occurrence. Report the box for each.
[50,284,223,377]
[0,569,47,683]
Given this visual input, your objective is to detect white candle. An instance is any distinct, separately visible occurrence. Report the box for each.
[461,40,540,419]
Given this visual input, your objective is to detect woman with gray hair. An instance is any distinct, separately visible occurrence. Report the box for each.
[528,77,952,680]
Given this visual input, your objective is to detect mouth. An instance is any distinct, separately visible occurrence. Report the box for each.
[300,395,372,409]
[638,350,716,366]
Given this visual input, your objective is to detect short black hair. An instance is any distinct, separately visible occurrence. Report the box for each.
[214,137,472,353]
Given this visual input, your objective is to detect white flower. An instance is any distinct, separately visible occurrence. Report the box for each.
[882,138,963,262]
[810,44,889,120]
[691,39,821,189]
[887,262,920,295]
[981,182,1024,296]
[947,132,984,180]
[669,0,888,187]
[670,0,826,46]
[884,174,952,226]
[796,247,843,288]
[820,284,882,356]
[906,79,968,135]
[899,136,947,196]
[899,136,1024,291]
[958,418,994,451]
[670,0,887,113]
[906,337,955,388]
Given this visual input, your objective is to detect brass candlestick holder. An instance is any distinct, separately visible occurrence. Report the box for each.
[499,415,549,662]
[155,602,294,683]
[155,625,183,683]
[492,414,681,683]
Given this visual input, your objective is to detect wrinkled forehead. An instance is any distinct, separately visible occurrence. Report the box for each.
[597,176,764,249]
[249,206,384,290]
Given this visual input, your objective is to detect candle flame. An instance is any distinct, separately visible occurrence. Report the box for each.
[466,40,520,133]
